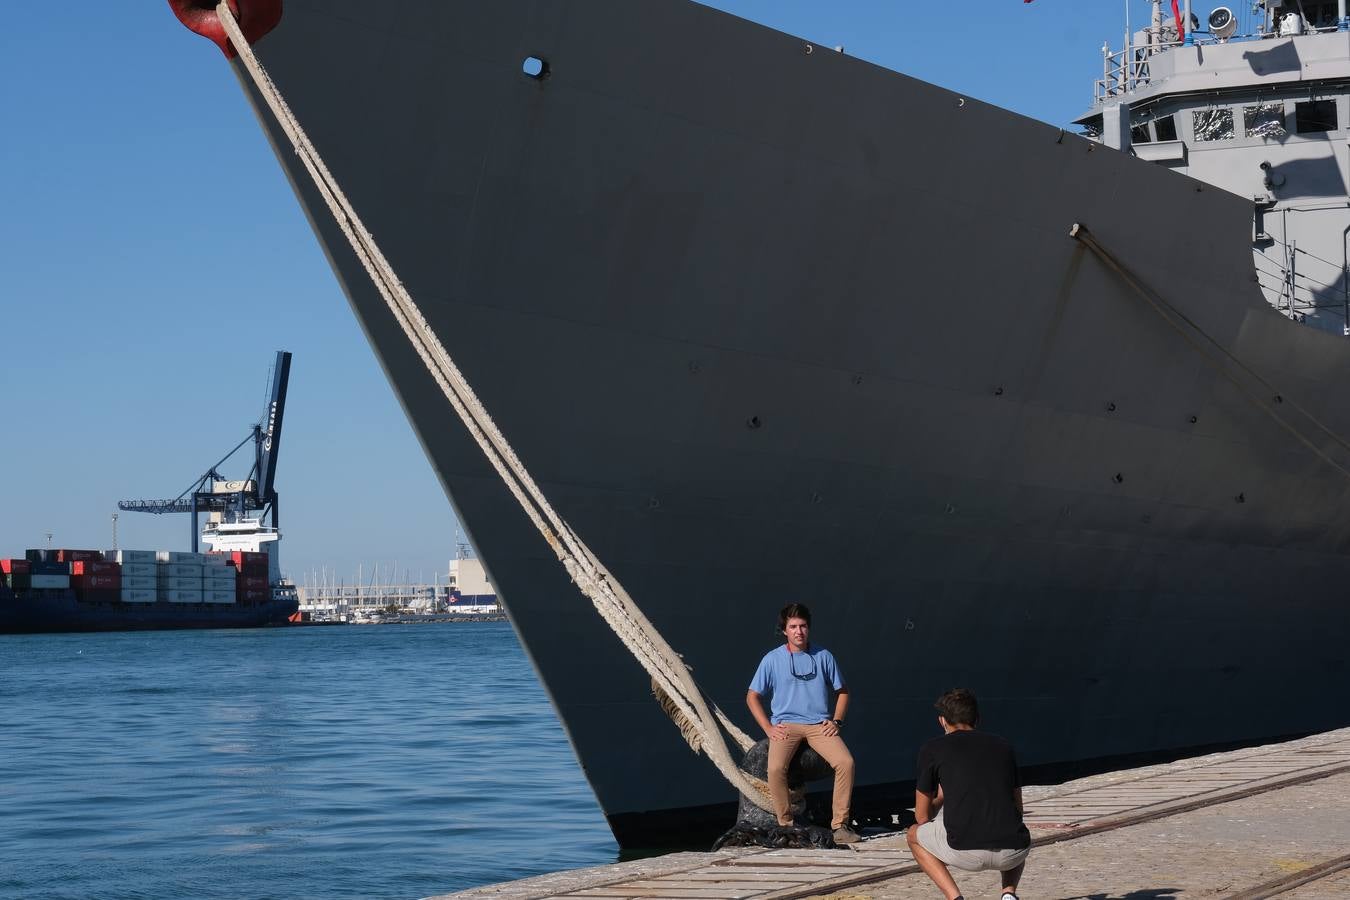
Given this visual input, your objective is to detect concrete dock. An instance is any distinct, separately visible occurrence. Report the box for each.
[431,728,1350,900]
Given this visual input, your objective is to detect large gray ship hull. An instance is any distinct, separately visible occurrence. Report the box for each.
[234,0,1350,846]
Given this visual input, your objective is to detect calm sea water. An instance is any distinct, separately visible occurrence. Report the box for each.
[0,623,618,899]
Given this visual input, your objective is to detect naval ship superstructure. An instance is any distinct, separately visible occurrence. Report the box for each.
[1084,1,1350,334]
[174,0,1350,846]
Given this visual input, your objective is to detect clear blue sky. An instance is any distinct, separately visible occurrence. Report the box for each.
[1,2,1164,586]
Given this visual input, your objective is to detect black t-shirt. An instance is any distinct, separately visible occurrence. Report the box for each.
[915,730,1030,851]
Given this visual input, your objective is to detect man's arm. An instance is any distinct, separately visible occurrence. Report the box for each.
[821,686,849,737]
[913,784,945,825]
[746,690,788,740]
[913,789,934,825]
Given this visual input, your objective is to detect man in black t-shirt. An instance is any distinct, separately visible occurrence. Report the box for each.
[906,689,1030,900]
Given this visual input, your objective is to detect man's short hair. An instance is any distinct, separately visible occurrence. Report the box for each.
[935,688,979,726]
[778,603,812,631]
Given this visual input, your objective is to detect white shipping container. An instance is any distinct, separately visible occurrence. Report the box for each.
[121,575,157,591]
[156,551,209,564]
[158,576,202,591]
[31,575,71,589]
[202,591,236,604]
[203,568,237,582]
[200,554,228,567]
[107,549,157,564]
[120,563,156,578]
[162,589,204,603]
[158,563,204,578]
[120,589,157,604]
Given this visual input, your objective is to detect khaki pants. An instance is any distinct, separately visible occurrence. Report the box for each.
[767,722,855,829]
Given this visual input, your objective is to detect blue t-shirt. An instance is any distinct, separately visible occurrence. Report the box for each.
[748,645,845,725]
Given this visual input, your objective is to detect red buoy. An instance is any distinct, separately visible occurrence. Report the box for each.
[168,0,282,59]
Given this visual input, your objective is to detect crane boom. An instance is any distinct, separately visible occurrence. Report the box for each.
[117,499,197,514]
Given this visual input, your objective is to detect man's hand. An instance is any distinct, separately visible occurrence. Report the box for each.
[748,691,785,741]
[820,719,840,737]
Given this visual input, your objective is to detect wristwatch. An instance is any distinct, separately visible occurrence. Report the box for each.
[831,719,844,728]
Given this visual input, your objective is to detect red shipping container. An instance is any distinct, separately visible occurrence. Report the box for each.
[236,589,270,603]
[73,574,123,590]
[54,549,103,563]
[226,551,269,573]
[79,588,121,603]
[236,575,269,591]
[71,560,120,576]
[1,559,31,575]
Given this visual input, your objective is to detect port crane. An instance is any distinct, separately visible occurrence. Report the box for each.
[118,351,292,551]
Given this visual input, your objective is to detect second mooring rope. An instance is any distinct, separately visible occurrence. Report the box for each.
[214,2,771,810]
[1071,223,1350,483]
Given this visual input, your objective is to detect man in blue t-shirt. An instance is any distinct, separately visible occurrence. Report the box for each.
[746,602,857,843]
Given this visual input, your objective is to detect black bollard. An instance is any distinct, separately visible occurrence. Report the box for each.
[711,738,840,850]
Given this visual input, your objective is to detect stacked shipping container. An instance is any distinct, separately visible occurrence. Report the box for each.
[155,551,211,603]
[225,551,270,604]
[70,559,121,603]
[203,553,237,603]
[1,558,32,591]
[30,560,71,590]
[1,548,272,605]
[112,549,157,603]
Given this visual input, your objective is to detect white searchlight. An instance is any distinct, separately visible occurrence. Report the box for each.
[1210,7,1238,40]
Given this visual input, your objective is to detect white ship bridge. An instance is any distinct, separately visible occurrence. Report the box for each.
[1082,1,1350,333]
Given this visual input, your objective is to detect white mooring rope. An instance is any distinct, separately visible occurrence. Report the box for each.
[214,2,771,810]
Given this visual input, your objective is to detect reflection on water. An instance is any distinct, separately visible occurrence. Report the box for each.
[0,623,617,899]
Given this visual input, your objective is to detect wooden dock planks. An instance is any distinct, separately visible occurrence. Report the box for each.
[434,734,1350,900]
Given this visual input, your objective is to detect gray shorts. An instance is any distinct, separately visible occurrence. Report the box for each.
[915,811,1029,873]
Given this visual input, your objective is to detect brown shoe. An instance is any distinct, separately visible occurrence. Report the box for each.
[832,825,861,844]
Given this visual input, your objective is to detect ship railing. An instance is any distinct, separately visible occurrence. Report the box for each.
[1253,236,1350,330]
[1096,43,1167,102]
[1093,26,1344,104]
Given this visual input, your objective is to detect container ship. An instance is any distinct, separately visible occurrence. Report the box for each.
[4,350,300,634]
[171,0,1350,846]
[0,547,298,633]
